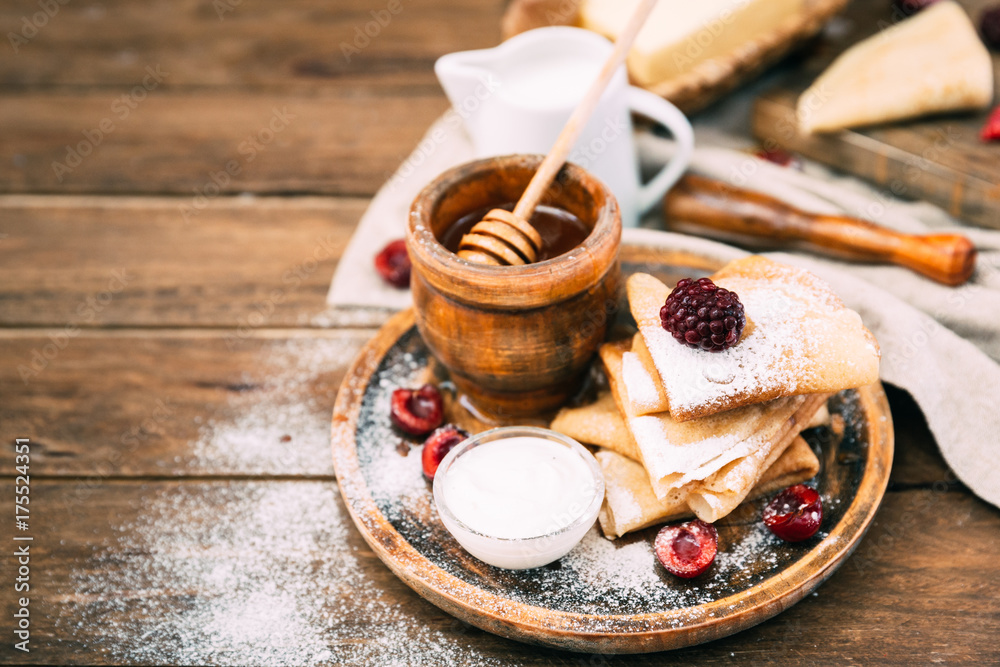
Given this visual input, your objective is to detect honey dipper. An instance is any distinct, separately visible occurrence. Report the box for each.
[456,0,659,266]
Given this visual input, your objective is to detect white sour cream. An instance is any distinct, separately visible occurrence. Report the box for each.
[441,436,596,540]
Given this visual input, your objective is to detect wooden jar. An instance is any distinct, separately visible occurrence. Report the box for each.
[407,155,621,418]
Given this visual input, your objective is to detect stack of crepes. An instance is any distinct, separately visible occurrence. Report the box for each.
[551,256,881,539]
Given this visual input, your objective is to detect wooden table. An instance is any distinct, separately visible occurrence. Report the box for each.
[1,1,997,663]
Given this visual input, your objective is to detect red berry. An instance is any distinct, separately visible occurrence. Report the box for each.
[659,277,746,352]
[374,239,411,289]
[982,6,1000,50]
[421,424,469,480]
[654,519,718,578]
[763,484,823,542]
[754,147,802,170]
[891,0,938,16]
[981,105,1000,142]
[390,384,443,436]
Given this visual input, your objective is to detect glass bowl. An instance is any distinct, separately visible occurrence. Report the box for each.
[432,426,605,570]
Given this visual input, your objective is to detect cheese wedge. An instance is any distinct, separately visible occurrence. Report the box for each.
[797,1,993,134]
[597,437,820,539]
[628,258,879,421]
[580,0,803,87]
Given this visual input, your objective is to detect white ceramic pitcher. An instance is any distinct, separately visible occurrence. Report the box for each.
[435,26,694,227]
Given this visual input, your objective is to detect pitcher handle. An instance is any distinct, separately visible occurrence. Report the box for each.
[627,87,694,215]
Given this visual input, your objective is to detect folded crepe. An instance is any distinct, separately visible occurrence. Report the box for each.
[798,1,993,134]
[629,256,879,421]
[551,386,830,459]
[597,437,820,539]
[600,339,828,522]
[550,391,642,461]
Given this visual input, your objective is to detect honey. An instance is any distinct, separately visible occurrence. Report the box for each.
[439,203,591,263]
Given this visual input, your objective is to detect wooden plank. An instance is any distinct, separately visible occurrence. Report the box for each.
[0,331,954,486]
[1,480,996,664]
[0,196,398,328]
[0,0,502,89]
[0,332,369,478]
[0,90,449,196]
[750,0,1000,230]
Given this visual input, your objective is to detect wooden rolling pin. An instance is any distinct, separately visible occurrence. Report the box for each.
[664,174,977,286]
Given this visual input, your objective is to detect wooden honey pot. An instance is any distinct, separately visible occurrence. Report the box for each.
[407,155,622,418]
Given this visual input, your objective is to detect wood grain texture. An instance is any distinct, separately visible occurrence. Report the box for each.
[0,331,366,478]
[751,0,1000,229]
[664,174,977,286]
[409,156,621,416]
[0,0,502,89]
[3,481,996,666]
[0,196,382,327]
[0,91,448,195]
[2,0,998,661]
[0,334,951,487]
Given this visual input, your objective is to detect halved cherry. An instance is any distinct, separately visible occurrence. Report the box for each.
[421,424,469,480]
[374,239,411,288]
[654,519,718,578]
[754,146,802,169]
[390,384,443,436]
[763,484,823,542]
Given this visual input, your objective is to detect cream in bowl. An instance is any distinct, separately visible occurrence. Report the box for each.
[432,426,604,570]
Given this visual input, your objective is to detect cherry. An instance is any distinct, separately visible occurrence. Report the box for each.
[654,519,718,578]
[421,424,469,480]
[891,0,938,16]
[763,484,823,542]
[374,239,411,288]
[390,384,443,436]
[754,147,802,170]
[981,105,1000,142]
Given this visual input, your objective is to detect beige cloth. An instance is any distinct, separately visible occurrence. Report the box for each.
[327,112,1000,510]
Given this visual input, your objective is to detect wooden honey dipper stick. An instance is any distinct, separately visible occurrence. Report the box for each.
[665,173,977,286]
[457,0,659,266]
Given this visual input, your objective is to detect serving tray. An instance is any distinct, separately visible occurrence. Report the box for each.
[331,240,893,653]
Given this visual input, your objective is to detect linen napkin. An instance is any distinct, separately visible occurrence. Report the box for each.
[327,116,1000,510]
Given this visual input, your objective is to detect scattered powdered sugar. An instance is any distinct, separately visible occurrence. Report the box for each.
[189,336,361,474]
[62,481,505,666]
[65,325,868,662]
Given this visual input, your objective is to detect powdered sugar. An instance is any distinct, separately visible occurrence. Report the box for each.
[621,351,661,414]
[641,281,808,417]
[635,259,878,420]
[344,332,867,627]
[62,481,506,666]
[189,336,363,474]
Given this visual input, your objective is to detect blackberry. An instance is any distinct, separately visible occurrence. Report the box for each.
[659,277,745,352]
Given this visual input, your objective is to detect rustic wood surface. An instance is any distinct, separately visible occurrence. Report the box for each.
[751,0,1000,230]
[1,0,998,664]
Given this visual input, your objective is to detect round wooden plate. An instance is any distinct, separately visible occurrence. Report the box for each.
[331,241,893,654]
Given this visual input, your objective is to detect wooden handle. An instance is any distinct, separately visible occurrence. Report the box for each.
[664,174,977,286]
[512,0,657,222]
